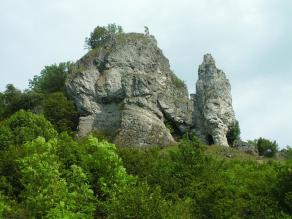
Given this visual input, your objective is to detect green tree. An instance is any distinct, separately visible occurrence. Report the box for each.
[0,84,22,119]
[85,23,123,49]
[226,120,241,145]
[0,85,44,121]
[43,92,78,133]
[0,92,5,120]
[0,110,57,150]
[256,137,278,157]
[19,137,96,218]
[80,136,134,196]
[29,62,71,93]
[17,90,44,113]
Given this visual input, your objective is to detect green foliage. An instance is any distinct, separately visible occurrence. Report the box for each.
[0,145,25,198]
[0,111,291,218]
[227,120,241,145]
[164,120,175,134]
[85,23,123,49]
[0,84,22,119]
[0,193,10,217]
[0,110,57,150]
[275,162,292,214]
[29,62,71,93]
[170,72,186,88]
[281,146,292,160]
[79,136,134,197]
[43,92,78,133]
[256,137,278,157]
[0,84,45,120]
[118,136,290,218]
[106,182,171,219]
[19,137,96,218]
[0,93,4,119]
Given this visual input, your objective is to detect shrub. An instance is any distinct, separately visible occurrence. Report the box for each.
[256,137,278,157]
[79,136,134,197]
[275,163,292,214]
[105,182,169,219]
[19,137,96,218]
[0,84,22,119]
[43,92,78,133]
[0,110,57,150]
[85,24,123,50]
[227,120,241,145]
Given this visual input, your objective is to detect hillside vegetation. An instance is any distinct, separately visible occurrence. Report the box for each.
[0,112,291,218]
[0,24,292,218]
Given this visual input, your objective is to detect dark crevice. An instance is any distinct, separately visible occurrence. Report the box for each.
[207,134,214,145]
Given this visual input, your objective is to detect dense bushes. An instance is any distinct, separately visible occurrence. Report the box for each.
[0,63,79,134]
[0,113,133,218]
[0,110,291,218]
[118,136,291,218]
[43,92,78,133]
[0,110,57,150]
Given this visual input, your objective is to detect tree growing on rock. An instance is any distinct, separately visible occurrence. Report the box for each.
[85,23,123,50]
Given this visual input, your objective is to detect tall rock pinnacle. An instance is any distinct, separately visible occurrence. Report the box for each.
[192,54,236,146]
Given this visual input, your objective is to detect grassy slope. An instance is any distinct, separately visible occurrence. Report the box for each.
[158,143,286,163]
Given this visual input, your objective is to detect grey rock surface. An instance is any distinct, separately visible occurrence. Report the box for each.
[66,32,237,147]
[66,33,192,147]
[191,54,236,146]
[233,140,258,155]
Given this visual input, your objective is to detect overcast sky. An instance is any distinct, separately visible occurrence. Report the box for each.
[1,0,291,148]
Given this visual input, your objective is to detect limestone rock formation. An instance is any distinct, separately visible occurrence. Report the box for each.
[66,30,237,147]
[66,33,192,147]
[191,54,236,146]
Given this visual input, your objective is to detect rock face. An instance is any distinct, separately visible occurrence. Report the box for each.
[66,32,237,147]
[191,54,236,146]
[66,33,192,147]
